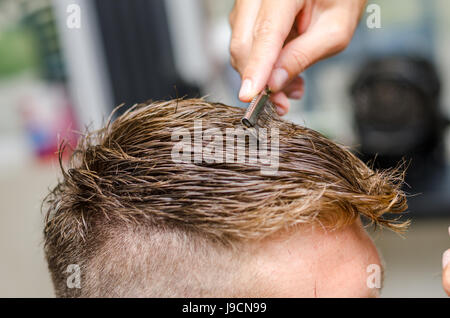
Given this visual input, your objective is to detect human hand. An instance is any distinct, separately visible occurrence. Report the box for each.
[443,227,450,296]
[229,0,366,115]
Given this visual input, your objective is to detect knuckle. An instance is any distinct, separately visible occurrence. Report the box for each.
[229,38,247,58]
[253,19,284,42]
[228,11,235,26]
[327,24,352,52]
[289,48,310,73]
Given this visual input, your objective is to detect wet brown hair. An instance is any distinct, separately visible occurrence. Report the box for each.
[43,99,408,297]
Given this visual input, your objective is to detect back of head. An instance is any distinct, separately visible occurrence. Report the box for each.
[43,99,407,297]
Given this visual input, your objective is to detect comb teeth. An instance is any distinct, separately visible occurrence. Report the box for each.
[241,87,272,128]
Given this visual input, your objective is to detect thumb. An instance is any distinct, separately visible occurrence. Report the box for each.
[268,25,352,92]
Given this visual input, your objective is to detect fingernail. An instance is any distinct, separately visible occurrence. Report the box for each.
[271,68,289,91]
[288,90,304,100]
[239,79,253,100]
[443,250,450,269]
[276,106,286,116]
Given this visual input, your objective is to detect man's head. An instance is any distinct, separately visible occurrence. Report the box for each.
[43,99,408,297]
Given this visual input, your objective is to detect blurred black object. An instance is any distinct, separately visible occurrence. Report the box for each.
[22,5,66,82]
[351,56,450,216]
[93,0,200,113]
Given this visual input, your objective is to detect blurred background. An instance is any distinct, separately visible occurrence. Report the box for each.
[0,0,449,297]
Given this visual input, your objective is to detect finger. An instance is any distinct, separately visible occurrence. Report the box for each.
[296,0,313,35]
[269,13,355,92]
[270,78,304,116]
[229,0,261,74]
[239,0,305,102]
[282,76,305,99]
[284,26,300,45]
[443,249,450,296]
[270,91,290,116]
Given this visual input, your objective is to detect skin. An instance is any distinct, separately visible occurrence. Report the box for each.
[443,227,450,296]
[229,0,367,115]
[248,219,382,297]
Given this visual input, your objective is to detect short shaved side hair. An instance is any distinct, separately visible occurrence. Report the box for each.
[43,99,408,297]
